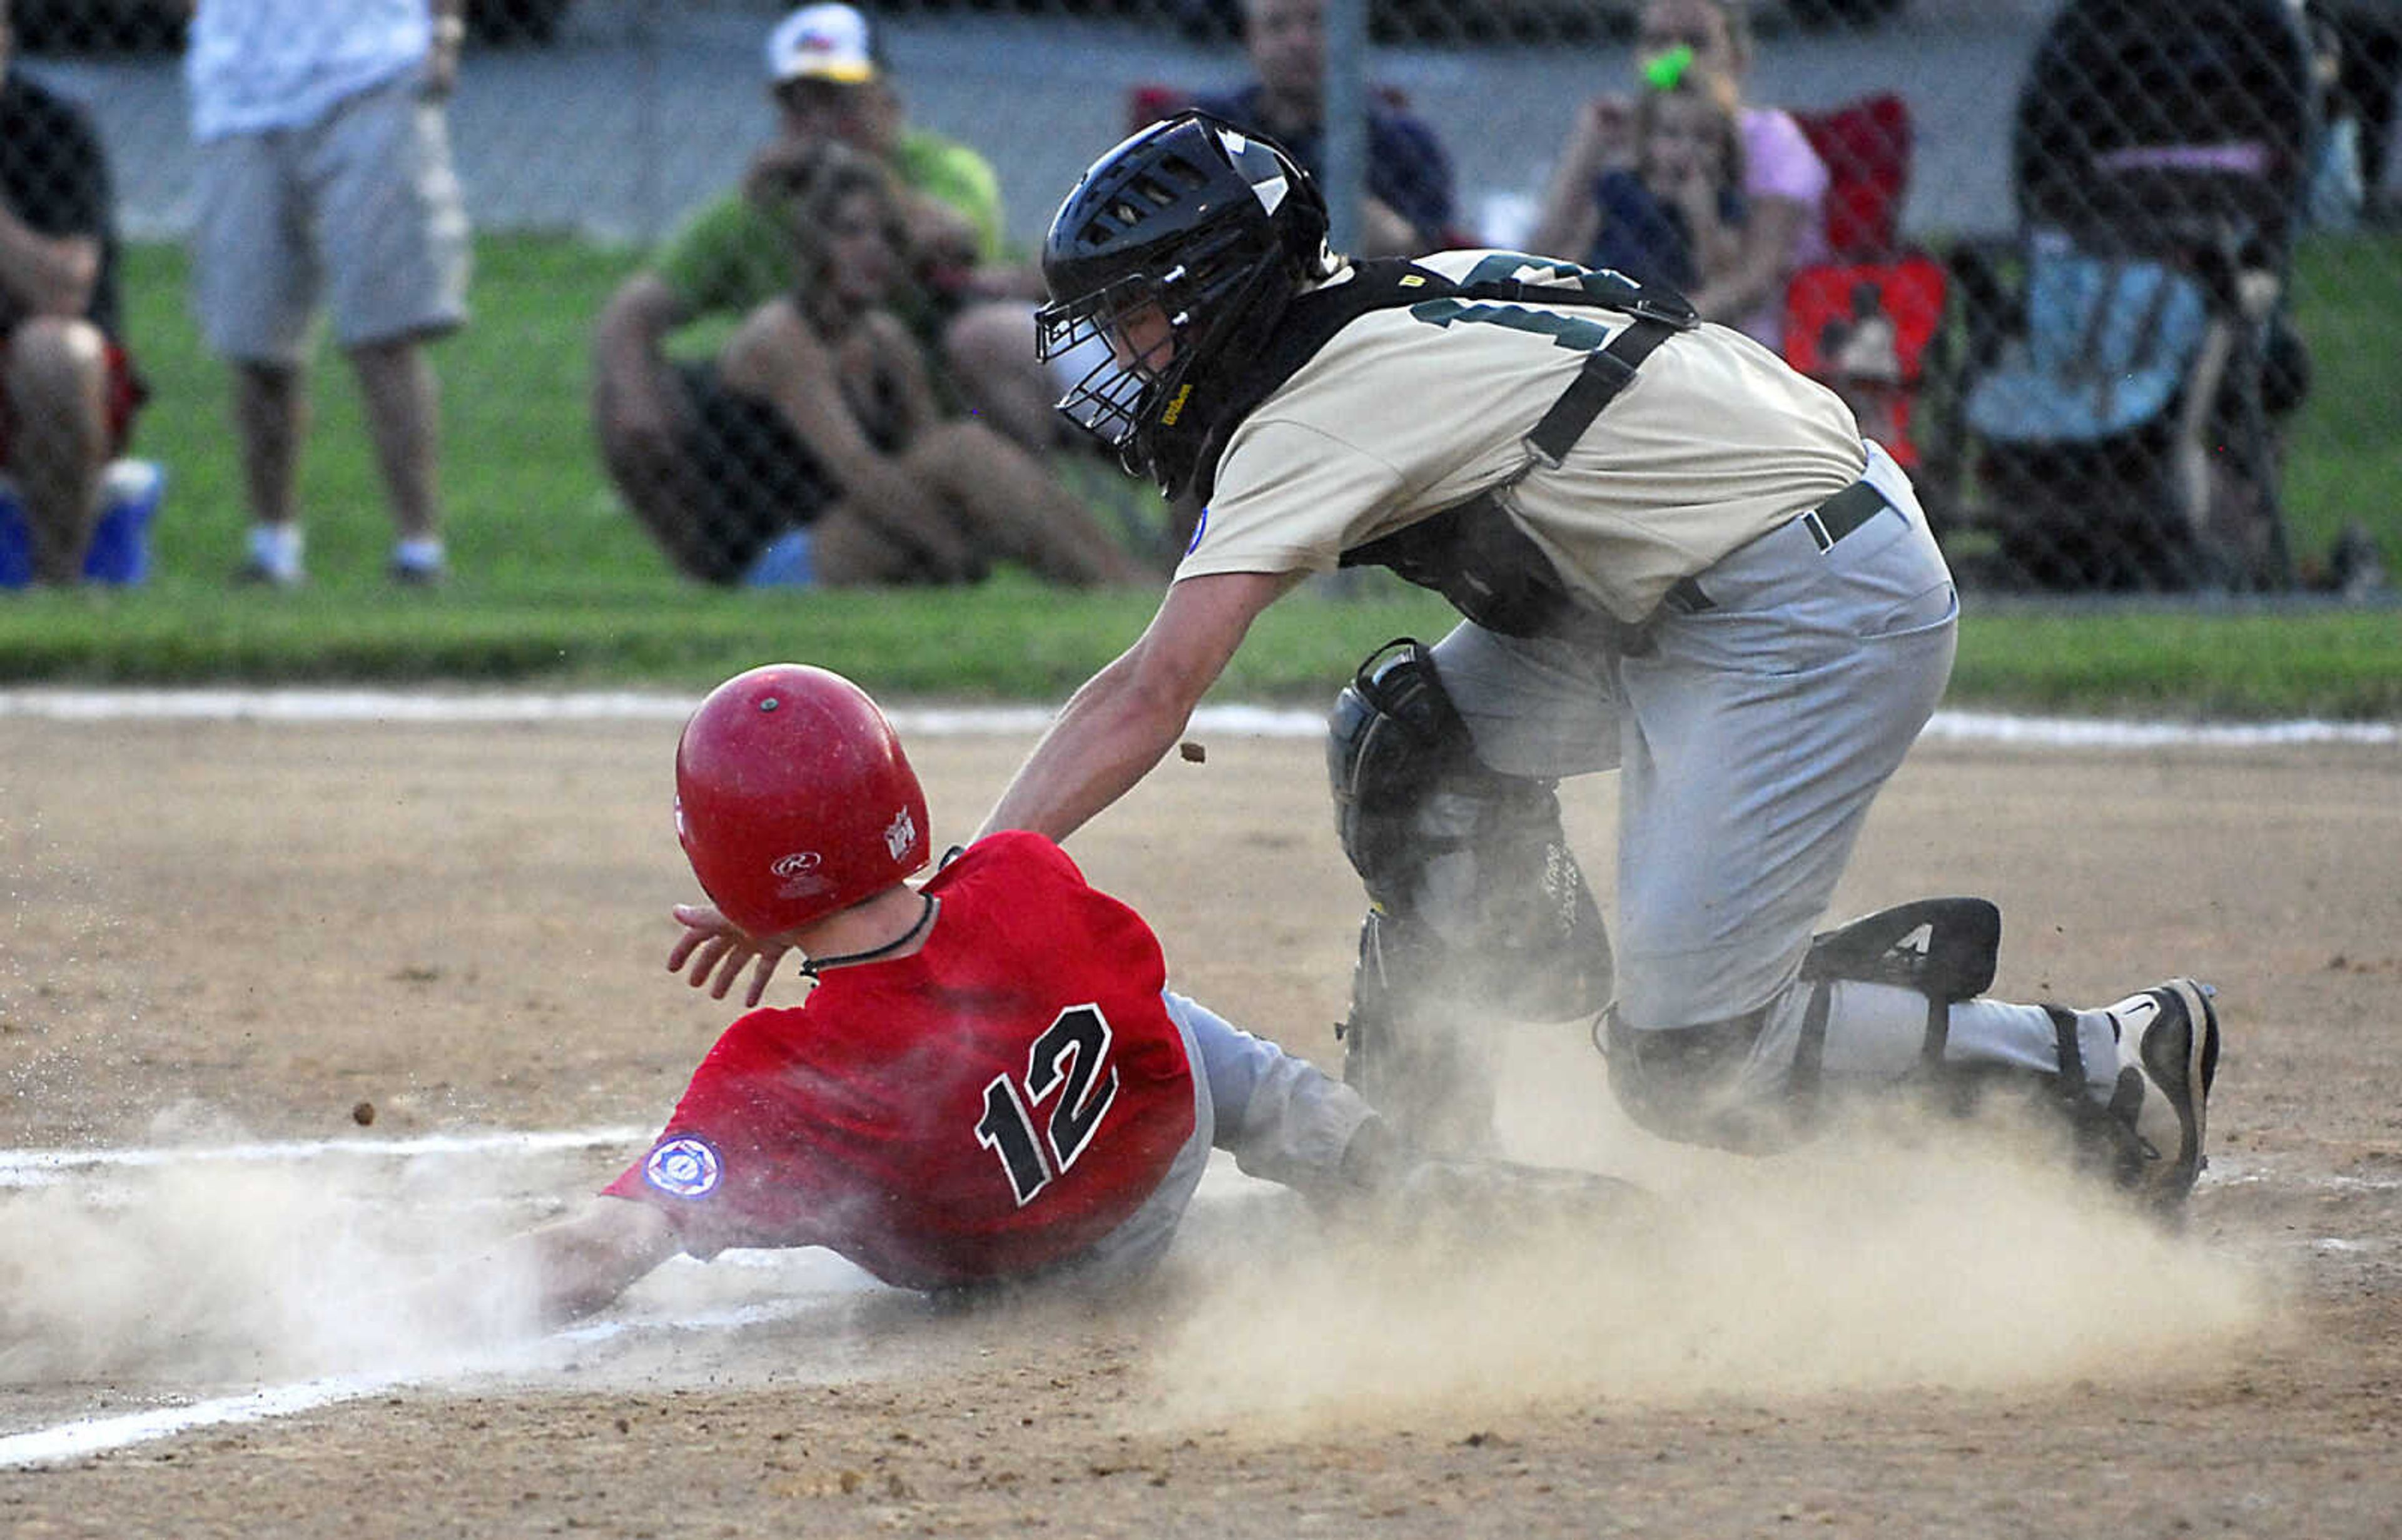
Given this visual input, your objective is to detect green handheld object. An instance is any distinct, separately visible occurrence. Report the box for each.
[1642,43,1695,91]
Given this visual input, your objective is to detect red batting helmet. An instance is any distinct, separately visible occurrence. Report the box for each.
[674,664,931,938]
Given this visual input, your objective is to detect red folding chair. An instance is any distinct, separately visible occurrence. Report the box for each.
[1781,93,1948,472]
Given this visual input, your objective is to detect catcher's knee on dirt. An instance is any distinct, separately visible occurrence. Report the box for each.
[1603,1006,1791,1153]
[1328,638,1614,1021]
[1603,898,2012,1154]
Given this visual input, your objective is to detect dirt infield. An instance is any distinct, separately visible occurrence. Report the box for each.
[4,709,2400,1537]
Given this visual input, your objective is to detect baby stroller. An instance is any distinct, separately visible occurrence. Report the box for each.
[1956,0,2317,590]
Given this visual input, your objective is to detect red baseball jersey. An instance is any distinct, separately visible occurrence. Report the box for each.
[604,831,1198,1290]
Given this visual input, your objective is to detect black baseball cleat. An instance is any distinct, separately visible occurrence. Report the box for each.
[2099,979,2221,1207]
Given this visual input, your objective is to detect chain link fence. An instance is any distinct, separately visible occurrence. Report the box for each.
[6,0,2397,595]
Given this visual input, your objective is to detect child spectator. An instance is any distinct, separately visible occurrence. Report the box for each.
[1533,0,1827,347]
[1585,59,1748,299]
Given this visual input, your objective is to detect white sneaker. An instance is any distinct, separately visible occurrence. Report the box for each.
[231,555,304,589]
[2099,979,2220,1206]
[236,524,305,589]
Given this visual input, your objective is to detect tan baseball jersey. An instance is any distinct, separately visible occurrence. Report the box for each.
[1177,250,1872,622]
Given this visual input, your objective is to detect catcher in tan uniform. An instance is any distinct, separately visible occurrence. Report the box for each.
[967,112,2219,1209]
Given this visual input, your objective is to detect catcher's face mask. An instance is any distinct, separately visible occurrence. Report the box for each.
[1036,272,1190,453]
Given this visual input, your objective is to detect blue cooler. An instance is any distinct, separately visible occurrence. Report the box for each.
[0,459,163,587]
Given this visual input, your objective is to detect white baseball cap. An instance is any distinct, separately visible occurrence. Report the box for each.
[767,4,881,86]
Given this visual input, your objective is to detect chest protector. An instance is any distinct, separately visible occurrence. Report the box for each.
[1187,257,1698,637]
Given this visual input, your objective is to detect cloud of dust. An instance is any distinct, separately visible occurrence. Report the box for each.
[0,1105,547,1387]
[1143,1021,2278,1432]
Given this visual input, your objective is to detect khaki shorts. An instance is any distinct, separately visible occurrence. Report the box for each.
[191,73,470,363]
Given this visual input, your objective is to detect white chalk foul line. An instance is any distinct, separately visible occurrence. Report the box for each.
[0,1373,416,1469]
[0,1291,850,1470]
[0,1126,656,1188]
[0,688,2393,749]
[0,1124,863,1468]
[0,1126,1263,1468]
[1919,709,2398,750]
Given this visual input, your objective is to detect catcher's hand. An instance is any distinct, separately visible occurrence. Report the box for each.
[667,903,792,1007]
[1395,1156,1660,1240]
[1348,1147,1663,1255]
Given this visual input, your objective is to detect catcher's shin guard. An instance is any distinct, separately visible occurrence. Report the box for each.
[1608,898,2010,1154]
[1327,641,1614,1150]
[1328,639,1614,1023]
[1784,896,2005,1122]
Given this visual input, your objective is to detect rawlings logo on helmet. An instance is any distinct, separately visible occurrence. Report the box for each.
[771,849,832,898]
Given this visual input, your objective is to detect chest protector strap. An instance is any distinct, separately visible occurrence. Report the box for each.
[1523,313,1684,467]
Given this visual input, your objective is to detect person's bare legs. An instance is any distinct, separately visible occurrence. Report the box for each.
[807,505,923,586]
[592,342,724,582]
[904,418,1155,585]
[347,333,443,545]
[234,358,307,577]
[940,301,1067,453]
[6,315,110,587]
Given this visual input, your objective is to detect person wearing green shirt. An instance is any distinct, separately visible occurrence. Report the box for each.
[591,3,1073,583]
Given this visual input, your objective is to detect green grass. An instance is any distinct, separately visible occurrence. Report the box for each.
[2,231,2396,719]
[1950,604,2402,720]
[2281,232,2402,569]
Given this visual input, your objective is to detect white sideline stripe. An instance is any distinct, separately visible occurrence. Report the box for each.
[0,1125,826,1468]
[0,1292,843,1469]
[1920,710,2398,749]
[0,689,2393,748]
[0,1374,415,1469]
[0,1127,656,1188]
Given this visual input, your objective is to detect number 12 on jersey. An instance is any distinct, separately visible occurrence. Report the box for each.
[975,1003,1121,1206]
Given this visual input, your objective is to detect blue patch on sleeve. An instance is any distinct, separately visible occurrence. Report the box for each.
[643,1135,723,1199]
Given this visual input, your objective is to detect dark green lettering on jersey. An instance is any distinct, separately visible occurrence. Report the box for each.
[1184,255,1693,505]
[1407,297,1616,352]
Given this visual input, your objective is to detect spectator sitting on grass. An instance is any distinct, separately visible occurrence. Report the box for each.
[592,1,1086,543]
[622,143,1148,589]
[0,0,146,589]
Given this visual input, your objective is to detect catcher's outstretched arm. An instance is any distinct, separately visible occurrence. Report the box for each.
[979,569,1299,844]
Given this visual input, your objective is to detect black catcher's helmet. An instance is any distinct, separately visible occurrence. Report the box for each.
[1036,112,1333,497]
